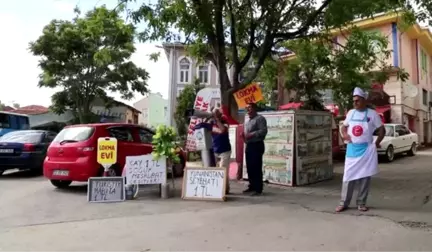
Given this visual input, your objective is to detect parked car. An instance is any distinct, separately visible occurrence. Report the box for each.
[43,123,187,189]
[373,123,418,162]
[0,130,57,175]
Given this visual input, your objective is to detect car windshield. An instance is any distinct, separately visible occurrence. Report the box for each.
[0,131,43,143]
[53,126,95,143]
[373,125,394,137]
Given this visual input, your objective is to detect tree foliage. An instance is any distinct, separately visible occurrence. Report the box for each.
[125,0,427,117]
[29,6,149,123]
[279,28,409,112]
[174,79,203,138]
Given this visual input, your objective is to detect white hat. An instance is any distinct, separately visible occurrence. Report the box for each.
[353,87,368,99]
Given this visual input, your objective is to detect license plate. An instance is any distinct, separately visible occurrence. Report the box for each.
[53,170,69,176]
[0,149,14,153]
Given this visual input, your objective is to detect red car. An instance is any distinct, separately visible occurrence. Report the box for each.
[43,123,186,189]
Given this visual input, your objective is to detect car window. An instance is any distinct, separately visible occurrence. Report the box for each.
[108,127,134,142]
[374,125,394,137]
[53,127,95,143]
[0,132,43,143]
[138,128,154,144]
[44,133,57,143]
[395,125,408,136]
[401,125,411,134]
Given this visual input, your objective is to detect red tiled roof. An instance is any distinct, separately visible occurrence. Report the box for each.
[1,106,14,111]
[9,109,48,115]
[19,105,48,110]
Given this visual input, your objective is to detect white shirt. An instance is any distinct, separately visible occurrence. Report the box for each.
[343,108,383,131]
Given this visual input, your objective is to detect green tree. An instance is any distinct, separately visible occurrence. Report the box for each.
[174,79,203,139]
[279,28,409,113]
[30,6,149,123]
[126,0,420,118]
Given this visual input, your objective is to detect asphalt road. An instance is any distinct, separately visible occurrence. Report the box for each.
[1,152,432,251]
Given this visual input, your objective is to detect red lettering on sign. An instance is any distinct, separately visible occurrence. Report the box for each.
[194,96,204,108]
[99,145,115,151]
[244,96,256,104]
[235,85,259,99]
[202,102,209,110]
[101,152,113,159]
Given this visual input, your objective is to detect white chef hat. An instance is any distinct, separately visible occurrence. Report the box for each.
[353,87,368,99]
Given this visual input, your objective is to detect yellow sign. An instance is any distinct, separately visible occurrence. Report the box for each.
[97,137,118,167]
[233,83,264,109]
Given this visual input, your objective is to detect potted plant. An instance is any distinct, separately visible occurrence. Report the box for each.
[151,125,181,198]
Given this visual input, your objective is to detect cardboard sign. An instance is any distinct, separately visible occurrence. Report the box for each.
[97,137,117,168]
[233,83,264,109]
[124,154,167,185]
[186,87,221,151]
[182,167,226,201]
[87,177,125,203]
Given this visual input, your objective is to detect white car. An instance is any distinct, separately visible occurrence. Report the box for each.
[373,123,419,162]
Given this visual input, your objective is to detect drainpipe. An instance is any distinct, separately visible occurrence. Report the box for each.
[398,26,405,125]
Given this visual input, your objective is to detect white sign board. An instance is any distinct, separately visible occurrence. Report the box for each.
[125,154,167,185]
[182,167,227,201]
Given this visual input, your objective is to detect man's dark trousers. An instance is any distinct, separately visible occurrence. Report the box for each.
[245,141,265,193]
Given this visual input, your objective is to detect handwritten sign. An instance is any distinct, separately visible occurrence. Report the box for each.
[125,154,167,185]
[87,177,125,203]
[182,167,227,201]
[97,137,117,168]
[233,83,264,109]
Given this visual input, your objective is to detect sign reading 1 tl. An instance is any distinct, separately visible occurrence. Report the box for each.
[97,137,118,169]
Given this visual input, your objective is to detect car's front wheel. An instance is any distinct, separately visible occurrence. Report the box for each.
[407,142,417,156]
[384,145,395,162]
[50,179,72,189]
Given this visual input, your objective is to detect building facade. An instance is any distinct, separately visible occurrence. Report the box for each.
[278,12,432,144]
[133,92,168,128]
[162,43,231,126]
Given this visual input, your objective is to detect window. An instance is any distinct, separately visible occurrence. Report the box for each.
[0,131,43,143]
[53,127,95,143]
[0,113,10,128]
[395,125,410,136]
[44,133,57,143]
[421,50,427,79]
[138,128,153,144]
[164,106,167,117]
[423,88,428,106]
[177,87,184,97]
[107,127,133,142]
[142,108,148,119]
[179,58,191,84]
[197,63,209,84]
[374,125,394,137]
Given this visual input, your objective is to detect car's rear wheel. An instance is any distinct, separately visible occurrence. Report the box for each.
[407,142,417,156]
[50,179,72,189]
[385,145,395,162]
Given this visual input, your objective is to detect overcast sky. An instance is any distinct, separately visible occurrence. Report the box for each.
[0,0,168,107]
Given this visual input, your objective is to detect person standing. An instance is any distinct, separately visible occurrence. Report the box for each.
[210,108,232,194]
[242,103,268,196]
[336,87,385,212]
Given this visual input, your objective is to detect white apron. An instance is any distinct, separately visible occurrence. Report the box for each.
[343,109,379,182]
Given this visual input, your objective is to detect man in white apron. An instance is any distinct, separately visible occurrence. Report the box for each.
[335,87,385,212]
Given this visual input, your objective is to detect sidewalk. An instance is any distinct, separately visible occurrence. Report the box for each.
[186,150,432,231]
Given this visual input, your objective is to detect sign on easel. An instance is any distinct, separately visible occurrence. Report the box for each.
[182,167,227,201]
[125,154,167,185]
[97,137,117,173]
[87,177,125,203]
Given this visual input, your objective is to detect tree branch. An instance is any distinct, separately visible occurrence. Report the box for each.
[227,0,240,82]
[239,0,256,70]
[275,0,333,39]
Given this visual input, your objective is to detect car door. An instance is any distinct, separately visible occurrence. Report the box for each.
[136,127,154,155]
[400,125,415,151]
[394,125,409,153]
